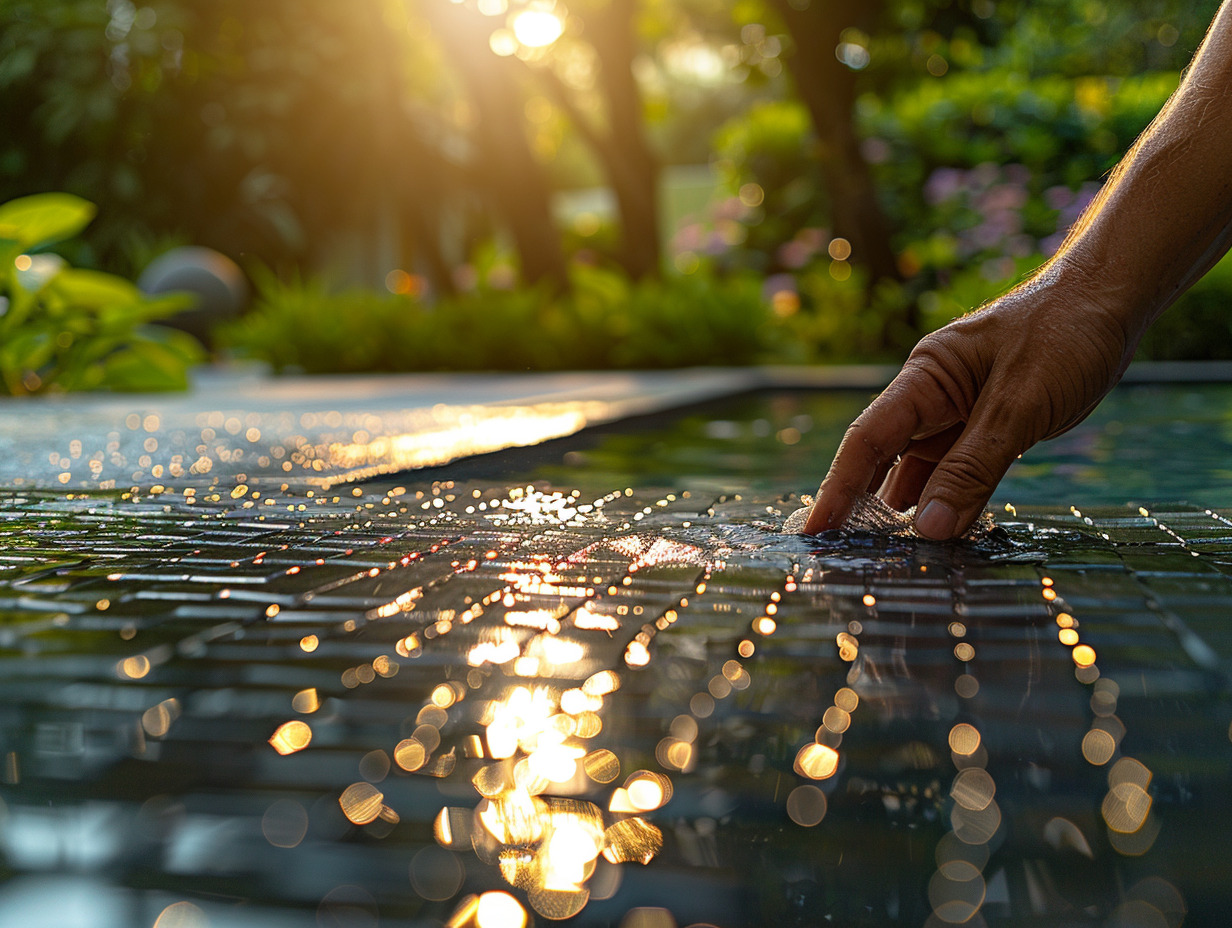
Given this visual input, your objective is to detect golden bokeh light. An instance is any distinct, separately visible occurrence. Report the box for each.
[1108,812,1161,856]
[359,749,391,783]
[625,771,672,811]
[950,800,1002,845]
[602,817,663,864]
[142,698,180,737]
[951,768,996,812]
[117,654,151,679]
[935,831,990,879]
[291,687,320,713]
[1082,729,1117,765]
[927,870,986,925]
[822,706,851,734]
[1102,782,1153,834]
[152,902,209,928]
[339,782,384,825]
[528,886,589,920]
[948,723,981,756]
[582,670,621,696]
[689,692,715,718]
[753,616,776,636]
[1073,644,1097,667]
[510,9,564,48]
[1109,757,1153,791]
[434,806,474,849]
[834,687,859,711]
[574,744,613,783]
[794,743,839,780]
[476,890,528,928]
[433,683,460,708]
[624,641,651,666]
[268,720,312,755]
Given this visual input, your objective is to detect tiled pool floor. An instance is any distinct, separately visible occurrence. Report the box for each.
[0,483,1228,927]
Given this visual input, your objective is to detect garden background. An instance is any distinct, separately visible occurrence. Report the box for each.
[0,0,1227,394]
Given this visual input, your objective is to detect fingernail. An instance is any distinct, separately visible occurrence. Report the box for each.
[916,500,957,539]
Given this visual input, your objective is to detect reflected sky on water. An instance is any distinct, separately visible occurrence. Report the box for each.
[0,384,1231,926]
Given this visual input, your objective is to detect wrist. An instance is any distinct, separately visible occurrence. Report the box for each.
[1034,245,1152,369]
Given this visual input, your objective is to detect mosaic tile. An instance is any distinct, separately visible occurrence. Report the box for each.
[0,479,1228,926]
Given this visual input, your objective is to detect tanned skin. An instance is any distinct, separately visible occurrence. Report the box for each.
[805,1,1232,539]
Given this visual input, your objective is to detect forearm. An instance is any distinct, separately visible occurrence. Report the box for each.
[1047,1,1232,354]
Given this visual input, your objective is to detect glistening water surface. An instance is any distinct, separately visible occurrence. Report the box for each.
[494,383,1232,506]
[1,383,1231,928]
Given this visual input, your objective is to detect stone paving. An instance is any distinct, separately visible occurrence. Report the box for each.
[0,368,785,491]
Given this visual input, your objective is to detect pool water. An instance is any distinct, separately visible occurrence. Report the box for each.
[1,384,1231,928]
[501,383,1232,506]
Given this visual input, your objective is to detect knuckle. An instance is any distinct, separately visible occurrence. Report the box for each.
[934,445,1005,496]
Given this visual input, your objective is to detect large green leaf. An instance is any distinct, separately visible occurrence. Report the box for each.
[96,334,203,392]
[0,193,96,249]
[0,328,55,381]
[47,267,142,310]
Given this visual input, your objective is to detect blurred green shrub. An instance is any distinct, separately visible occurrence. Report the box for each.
[1137,251,1232,361]
[709,100,827,275]
[0,192,202,395]
[218,263,781,373]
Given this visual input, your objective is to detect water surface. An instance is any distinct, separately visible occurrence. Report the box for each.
[1,383,1230,927]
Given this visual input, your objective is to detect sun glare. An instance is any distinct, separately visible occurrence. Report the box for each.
[511,10,564,48]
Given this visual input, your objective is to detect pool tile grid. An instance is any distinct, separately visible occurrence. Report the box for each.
[0,486,1230,925]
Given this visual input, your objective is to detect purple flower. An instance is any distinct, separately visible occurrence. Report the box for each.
[978,183,1028,212]
[1044,185,1074,210]
[924,167,966,206]
[763,273,797,301]
[777,240,814,269]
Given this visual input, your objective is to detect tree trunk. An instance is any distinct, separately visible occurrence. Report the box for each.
[769,0,913,336]
[584,0,662,279]
[423,3,569,290]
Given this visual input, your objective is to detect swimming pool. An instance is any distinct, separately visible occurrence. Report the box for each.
[0,382,1228,927]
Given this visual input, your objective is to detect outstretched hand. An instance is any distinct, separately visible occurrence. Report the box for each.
[803,273,1134,539]
[803,1,1232,540]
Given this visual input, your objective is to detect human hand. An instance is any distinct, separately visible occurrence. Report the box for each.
[803,273,1136,539]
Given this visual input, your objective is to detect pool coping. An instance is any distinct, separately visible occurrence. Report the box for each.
[1,361,1229,489]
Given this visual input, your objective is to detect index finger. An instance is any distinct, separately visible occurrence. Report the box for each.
[803,372,959,533]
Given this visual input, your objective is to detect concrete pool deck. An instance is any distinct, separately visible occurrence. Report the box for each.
[2,360,1231,491]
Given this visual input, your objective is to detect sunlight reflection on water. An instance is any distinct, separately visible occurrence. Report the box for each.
[3,380,1232,924]
[0,477,1224,925]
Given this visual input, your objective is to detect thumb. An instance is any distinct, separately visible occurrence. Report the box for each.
[913,414,1025,540]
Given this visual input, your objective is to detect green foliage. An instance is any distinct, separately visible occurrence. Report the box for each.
[712,100,826,271]
[0,193,203,395]
[0,0,446,274]
[1138,252,1232,361]
[219,263,780,373]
